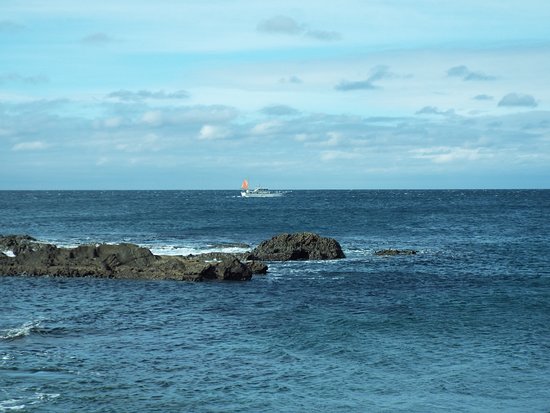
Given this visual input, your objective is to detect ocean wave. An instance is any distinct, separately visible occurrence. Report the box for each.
[149,244,249,256]
[0,399,26,412]
[0,320,70,341]
[0,321,44,341]
[0,393,60,412]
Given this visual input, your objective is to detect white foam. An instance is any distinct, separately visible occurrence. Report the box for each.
[0,400,26,411]
[149,245,249,256]
[0,321,41,341]
[1,250,15,257]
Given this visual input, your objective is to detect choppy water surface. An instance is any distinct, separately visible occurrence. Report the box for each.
[1,190,549,412]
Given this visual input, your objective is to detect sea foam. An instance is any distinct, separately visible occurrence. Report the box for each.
[0,320,41,341]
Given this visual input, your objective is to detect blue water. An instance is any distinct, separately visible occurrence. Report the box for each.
[1,190,549,412]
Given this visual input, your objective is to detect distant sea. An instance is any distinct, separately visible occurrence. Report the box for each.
[1,190,549,412]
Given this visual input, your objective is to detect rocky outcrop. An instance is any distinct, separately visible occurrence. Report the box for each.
[0,236,252,282]
[1,232,346,281]
[374,249,417,256]
[248,232,345,261]
[191,252,268,275]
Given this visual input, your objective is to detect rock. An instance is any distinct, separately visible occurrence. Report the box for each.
[245,260,268,274]
[191,252,268,275]
[0,234,39,255]
[0,236,253,282]
[250,232,345,261]
[374,249,417,256]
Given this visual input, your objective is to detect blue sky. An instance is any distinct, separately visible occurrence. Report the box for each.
[1,0,549,189]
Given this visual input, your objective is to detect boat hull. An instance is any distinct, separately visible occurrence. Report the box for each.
[241,190,283,198]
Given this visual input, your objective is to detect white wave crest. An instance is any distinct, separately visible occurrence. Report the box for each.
[149,245,249,256]
[0,321,41,341]
[0,399,26,411]
[1,250,15,257]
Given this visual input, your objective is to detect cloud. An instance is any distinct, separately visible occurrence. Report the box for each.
[198,125,230,140]
[12,141,49,151]
[141,110,163,125]
[498,93,538,108]
[0,20,25,32]
[335,65,396,91]
[251,120,281,135]
[335,79,377,91]
[0,72,49,85]
[81,32,114,45]
[261,104,300,116]
[107,89,189,101]
[473,94,493,101]
[257,15,340,42]
[257,15,304,35]
[305,30,341,42]
[137,105,238,127]
[411,146,485,164]
[279,75,302,84]
[447,65,496,81]
[320,150,360,161]
[415,106,455,116]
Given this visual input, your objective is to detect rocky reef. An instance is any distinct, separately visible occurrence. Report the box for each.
[374,249,418,256]
[0,232,345,282]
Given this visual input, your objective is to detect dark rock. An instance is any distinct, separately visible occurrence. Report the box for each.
[0,237,253,282]
[374,249,417,256]
[192,252,268,275]
[246,260,268,274]
[0,234,40,255]
[250,232,345,261]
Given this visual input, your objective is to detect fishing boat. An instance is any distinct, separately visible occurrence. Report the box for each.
[240,179,283,198]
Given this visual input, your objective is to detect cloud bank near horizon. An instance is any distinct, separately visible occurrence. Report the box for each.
[1,0,549,189]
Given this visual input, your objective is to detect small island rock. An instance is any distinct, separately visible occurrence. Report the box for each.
[249,232,345,261]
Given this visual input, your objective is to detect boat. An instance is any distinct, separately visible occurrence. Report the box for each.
[240,179,283,198]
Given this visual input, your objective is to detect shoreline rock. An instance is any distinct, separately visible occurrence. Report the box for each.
[1,232,345,281]
[0,236,253,282]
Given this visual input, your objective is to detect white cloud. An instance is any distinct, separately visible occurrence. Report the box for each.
[324,132,343,146]
[107,90,189,101]
[103,117,122,128]
[320,150,360,161]
[261,104,299,116]
[141,110,163,125]
[251,120,281,135]
[198,125,229,140]
[12,141,49,151]
[411,146,486,163]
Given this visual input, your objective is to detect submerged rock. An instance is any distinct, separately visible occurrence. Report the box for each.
[249,232,345,261]
[374,249,417,256]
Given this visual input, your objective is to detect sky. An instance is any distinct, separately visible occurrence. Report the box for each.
[1,0,549,189]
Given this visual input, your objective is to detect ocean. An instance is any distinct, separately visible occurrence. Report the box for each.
[1,190,549,412]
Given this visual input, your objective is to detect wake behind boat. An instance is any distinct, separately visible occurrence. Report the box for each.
[241,179,283,198]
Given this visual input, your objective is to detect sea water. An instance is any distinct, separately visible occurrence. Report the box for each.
[1,190,549,412]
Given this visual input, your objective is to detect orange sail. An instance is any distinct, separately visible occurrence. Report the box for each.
[241,179,249,190]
